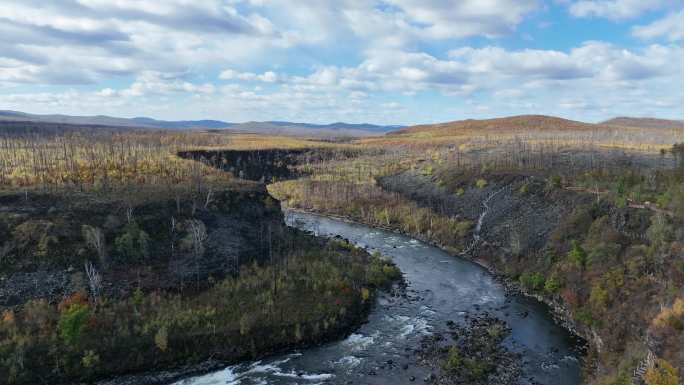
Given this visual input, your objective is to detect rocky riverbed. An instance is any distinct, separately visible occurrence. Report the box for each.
[416,314,522,385]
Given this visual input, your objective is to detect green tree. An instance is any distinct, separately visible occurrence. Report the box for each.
[58,303,90,346]
[519,272,546,291]
[568,240,587,270]
[544,273,561,294]
[115,222,150,261]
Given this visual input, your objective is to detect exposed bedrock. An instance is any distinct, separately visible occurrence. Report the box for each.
[178,148,370,182]
[0,187,284,309]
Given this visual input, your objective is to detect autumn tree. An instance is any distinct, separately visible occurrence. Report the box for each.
[645,359,680,385]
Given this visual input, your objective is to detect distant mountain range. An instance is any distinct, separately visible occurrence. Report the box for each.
[602,117,684,129]
[0,110,403,137]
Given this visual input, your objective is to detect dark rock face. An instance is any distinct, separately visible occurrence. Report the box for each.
[0,269,70,307]
[0,188,286,309]
[178,148,369,182]
[378,171,594,257]
[179,149,310,181]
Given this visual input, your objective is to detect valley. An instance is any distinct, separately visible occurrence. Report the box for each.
[0,115,682,385]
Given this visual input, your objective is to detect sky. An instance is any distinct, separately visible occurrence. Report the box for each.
[0,0,683,125]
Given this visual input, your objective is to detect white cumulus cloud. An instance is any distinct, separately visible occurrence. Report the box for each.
[568,0,669,20]
[633,10,684,41]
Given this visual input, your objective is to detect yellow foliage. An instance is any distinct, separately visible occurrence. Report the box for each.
[1,310,16,327]
[361,287,370,303]
[645,359,680,385]
[652,298,684,329]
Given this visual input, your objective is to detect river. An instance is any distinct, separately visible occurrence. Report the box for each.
[173,211,582,385]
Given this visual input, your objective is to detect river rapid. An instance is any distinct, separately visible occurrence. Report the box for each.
[174,211,583,385]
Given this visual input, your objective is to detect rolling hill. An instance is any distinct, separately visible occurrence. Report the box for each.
[602,117,684,129]
[389,115,600,137]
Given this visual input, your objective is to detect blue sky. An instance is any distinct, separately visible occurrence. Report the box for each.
[1,0,683,125]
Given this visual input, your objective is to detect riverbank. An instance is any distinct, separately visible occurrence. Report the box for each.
[87,300,374,385]
[86,255,405,385]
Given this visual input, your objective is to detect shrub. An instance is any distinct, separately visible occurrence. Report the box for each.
[155,326,169,352]
[652,298,684,330]
[443,346,463,372]
[453,221,473,238]
[487,323,506,340]
[519,272,545,291]
[367,254,401,288]
[548,175,562,189]
[330,239,356,251]
[361,287,370,302]
[568,240,587,269]
[589,284,609,313]
[586,242,621,268]
[382,264,401,281]
[575,308,595,327]
[544,274,561,294]
[476,179,488,189]
[82,350,100,369]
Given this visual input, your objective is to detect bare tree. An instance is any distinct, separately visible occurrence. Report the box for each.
[0,243,10,265]
[204,188,214,209]
[188,219,208,290]
[170,216,177,257]
[84,261,102,305]
[82,225,107,266]
[125,206,134,224]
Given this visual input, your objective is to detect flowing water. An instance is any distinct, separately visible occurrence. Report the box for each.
[174,211,582,385]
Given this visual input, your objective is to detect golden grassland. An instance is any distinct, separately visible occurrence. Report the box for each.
[1,114,682,195]
[0,130,345,193]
